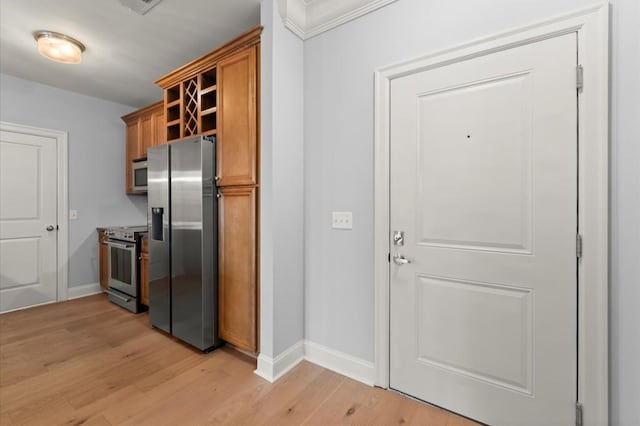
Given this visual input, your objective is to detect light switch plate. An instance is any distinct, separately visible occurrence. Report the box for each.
[69,210,78,220]
[332,211,352,229]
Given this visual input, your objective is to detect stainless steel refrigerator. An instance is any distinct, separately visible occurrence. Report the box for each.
[147,135,223,352]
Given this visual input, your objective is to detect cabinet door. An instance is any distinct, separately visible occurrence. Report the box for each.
[140,252,149,306]
[153,108,165,146]
[125,119,141,193]
[99,243,109,290]
[217,46,257,186]
[140,114,153,157]
[99,232,108,290]
[218,186,257,352]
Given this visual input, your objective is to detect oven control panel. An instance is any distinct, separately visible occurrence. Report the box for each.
[104,226,147,243]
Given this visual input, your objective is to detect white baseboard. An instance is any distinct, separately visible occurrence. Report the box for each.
[0,300,57,314]
[254,340,305,382]
[67,282,103,300]
[1,283,103,314]
[304,340,375,386]
[254,339,375,386]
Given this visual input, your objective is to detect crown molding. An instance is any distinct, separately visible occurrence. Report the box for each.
[277,0,398,40]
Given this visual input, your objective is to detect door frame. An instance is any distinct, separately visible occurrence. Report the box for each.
[373,3,609,425]
[1,121,69,303]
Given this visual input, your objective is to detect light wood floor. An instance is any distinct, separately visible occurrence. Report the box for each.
[0,294,476,425]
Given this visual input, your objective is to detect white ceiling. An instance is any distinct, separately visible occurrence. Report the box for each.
[0,0,260,107]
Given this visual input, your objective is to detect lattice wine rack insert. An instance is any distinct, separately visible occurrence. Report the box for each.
[183,78,199,137]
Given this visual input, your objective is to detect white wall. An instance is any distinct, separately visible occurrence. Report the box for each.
[260,0,305,357]
[260,0,276,358]
[302,0,639,424]
[609,0,640,424]
[0,74,146,289]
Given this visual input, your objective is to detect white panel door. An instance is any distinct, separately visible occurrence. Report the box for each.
[389,34,578,425]
[0,129,58,312]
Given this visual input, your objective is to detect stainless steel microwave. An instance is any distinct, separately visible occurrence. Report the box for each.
[132,159,148,193]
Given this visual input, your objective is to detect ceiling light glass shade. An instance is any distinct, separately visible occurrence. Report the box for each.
[33,31,85,64]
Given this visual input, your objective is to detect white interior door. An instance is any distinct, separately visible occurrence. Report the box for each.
[0,129,58,312]
[389,33,578,425]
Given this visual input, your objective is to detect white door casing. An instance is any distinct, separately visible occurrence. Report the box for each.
[390,33,577,425]
[0,122,68,312]
[374,4,608,426]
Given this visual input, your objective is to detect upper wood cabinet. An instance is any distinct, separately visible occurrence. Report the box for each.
[217,46,257,186]
[154,109,166,149]
[162,71,218,141]
[155,26,261,186]
[122,101,164,194]
[140,113,154,154]
[124,119,141,193]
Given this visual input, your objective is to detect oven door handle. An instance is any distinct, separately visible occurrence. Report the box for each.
[105,289,131,303]
[106,241,135,250]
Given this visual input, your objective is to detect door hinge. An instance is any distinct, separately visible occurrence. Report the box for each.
[576,65,584,91]
[388,253,391,263]
[576,402,583,426]
[576,233,583,259]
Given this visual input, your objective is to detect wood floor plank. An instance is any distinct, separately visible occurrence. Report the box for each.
[5,391,74,425]
[366,391,450,426]
[0,410,13,426]
[102,349,250,424]
[217,362,326,425]
[0,333,160,414]
[0,294,476,425]
[300,377,381,425]
[262,367,345,425]
[78,415,113,426]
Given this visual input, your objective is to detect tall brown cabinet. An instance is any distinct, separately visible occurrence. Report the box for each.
[154,26,262,353]
[122,101,165,194]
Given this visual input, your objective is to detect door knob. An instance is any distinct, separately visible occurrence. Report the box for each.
[46,225,55,232]
[393,254,410,265]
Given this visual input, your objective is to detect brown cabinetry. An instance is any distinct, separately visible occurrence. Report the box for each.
[98,230,108,291]
[122,101,164,194]
[140,114,154,154]
[125,119,141,194]
[218,186,258,351]
[140,236,149,307]
[160,44,258,187]
[217,46,258,186]
[163,71,218,141]
[152,26,261,353]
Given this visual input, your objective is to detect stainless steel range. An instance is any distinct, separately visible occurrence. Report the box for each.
[104,225,147,313]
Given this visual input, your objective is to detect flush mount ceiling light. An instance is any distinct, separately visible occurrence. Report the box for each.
[33,31,85,64]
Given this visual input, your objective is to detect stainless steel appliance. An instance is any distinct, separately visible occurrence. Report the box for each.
[147,135,223,352]
[105,225,147,313]
[132,158,148,193]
